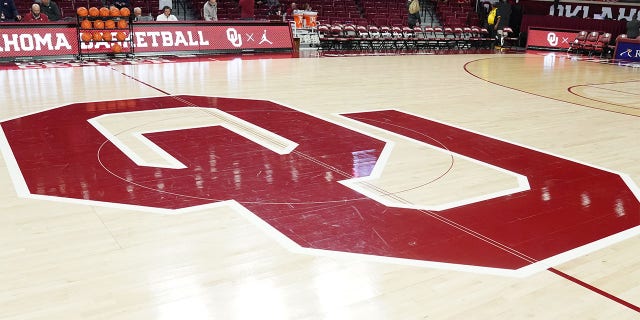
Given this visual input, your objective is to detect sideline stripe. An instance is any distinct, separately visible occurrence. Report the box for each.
[549,267,640,313]
[109,66,172,95]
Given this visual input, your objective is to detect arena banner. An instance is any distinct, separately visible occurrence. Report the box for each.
[520,0,640,20]
[0,24,78,58]
[614,38,640,62]
[131,24,293,53]
[0,22,293,60]
[526,27,580,50]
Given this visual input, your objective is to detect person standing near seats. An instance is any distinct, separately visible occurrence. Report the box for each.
[627,15,640,39]
[238,0,254,20]
[203,0,217,21]
[0,0,22,21]
[509,0,523,36]
[23,3,48,22]
[156,5,177,21]
[407,0,421,28]
[552,0,559,16]
[38,0,60,21]
[494,0,511,47]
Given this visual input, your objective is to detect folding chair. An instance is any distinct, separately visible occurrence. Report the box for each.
[592,32,611,57]
[501,27,519,49]
[580,31,600,55]
[568,31,588,54]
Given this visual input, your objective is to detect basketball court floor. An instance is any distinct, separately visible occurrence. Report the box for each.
[1,51,639,319]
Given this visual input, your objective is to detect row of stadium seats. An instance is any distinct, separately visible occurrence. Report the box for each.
[188,0,403,25]
[433,0,479,28]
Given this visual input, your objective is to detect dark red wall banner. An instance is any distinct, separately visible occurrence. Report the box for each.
[520,0,640,20]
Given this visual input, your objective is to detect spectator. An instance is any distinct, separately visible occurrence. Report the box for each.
[284,2,296,17]
[133,6,152,21]
[407,0,420,28]
[0,0,22,21]
[156,5,177,21]
[203,0,217,21]
[627,15,640,39]
[238,0,254,20]
[23,3,48,22]
[38,0,60,21]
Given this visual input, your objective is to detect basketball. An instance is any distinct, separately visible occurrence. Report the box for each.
[99,7,110,17]
[102,31,113,41]
[81,32,92,42]
[88,7,99,17]
[93,19,104,29]
[120,7,130,17]
[92,32,103,41]
[115,32,127,41]
[112,43,122,53]
[104,19,116,29]
[80,19,91,29]
[109,7,120,17]
[76,7,88,17]
[117,19,128,29]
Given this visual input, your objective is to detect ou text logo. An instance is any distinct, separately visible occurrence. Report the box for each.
[1,95,639,277]
[547,32,559,46]
[226,28,242,47]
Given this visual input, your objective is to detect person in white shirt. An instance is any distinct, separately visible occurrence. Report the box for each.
[203,0,217,21]
[156,6,177,21]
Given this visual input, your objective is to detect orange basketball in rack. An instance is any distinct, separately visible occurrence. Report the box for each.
[102,31,113,41]
[104,19,115,29]
[80,19,91,29]
[88,7,99,17]
[76,7,88,17]
[92,32,103,41]
[117,19,128,29]
[119,7,130,17]
[81,32,92,42]
[99,7,110,17]
[109,7,120,17]
[115,32,127,41]
[93,19,104,29]
[112,43,122,53]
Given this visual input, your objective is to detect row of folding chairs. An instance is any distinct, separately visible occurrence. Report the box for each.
[567,31,613,57]
[317,24,497,52]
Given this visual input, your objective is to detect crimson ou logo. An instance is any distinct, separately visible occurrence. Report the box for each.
[226,28,242,47]
[1,95,639,276]
[547,32,559,46]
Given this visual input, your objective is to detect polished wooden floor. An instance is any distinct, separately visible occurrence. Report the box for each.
[1,51,639,319]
